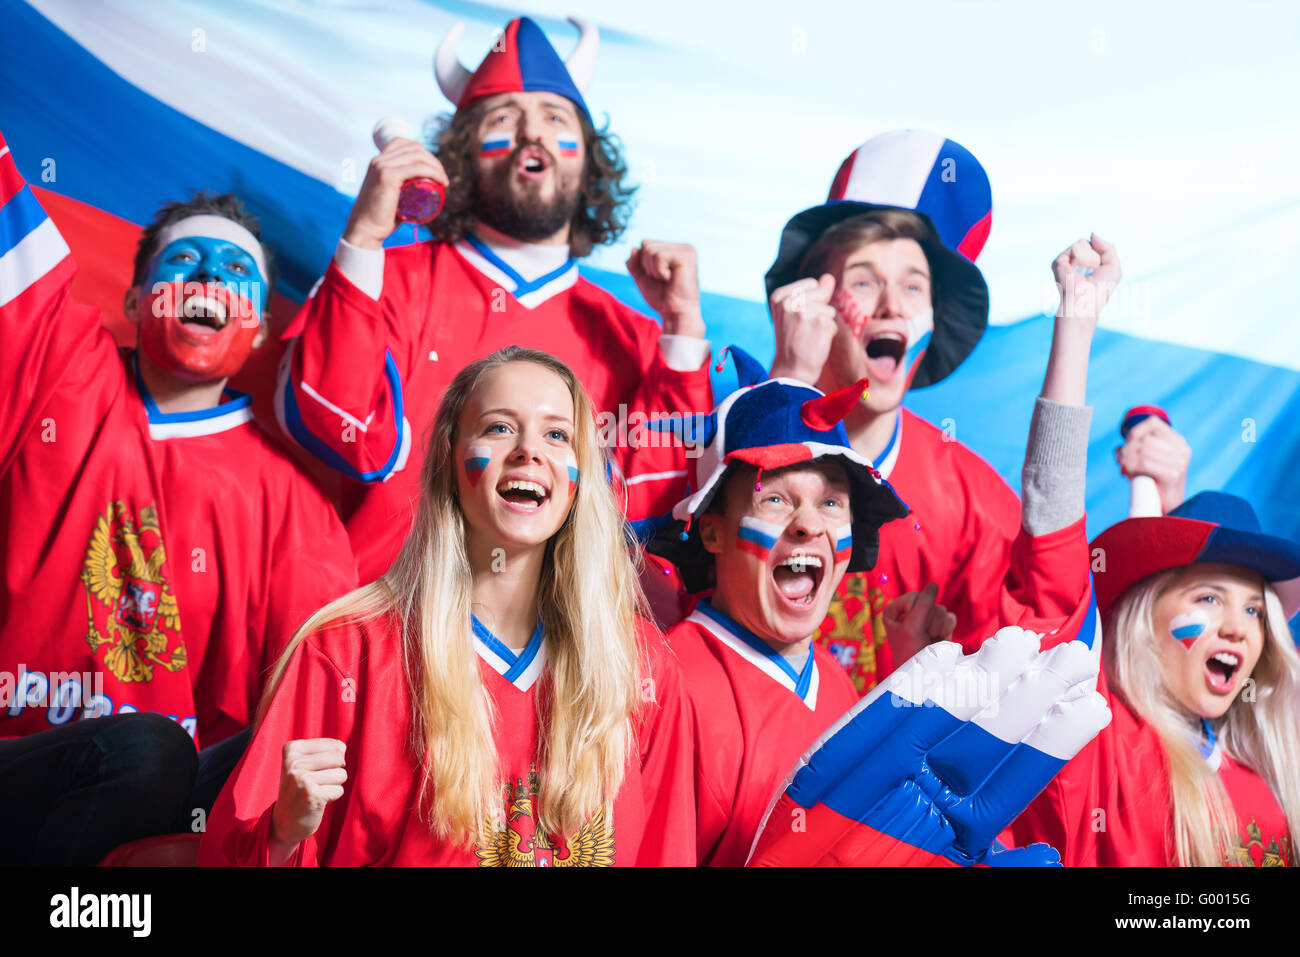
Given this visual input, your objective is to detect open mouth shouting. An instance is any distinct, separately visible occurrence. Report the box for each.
[865,331,907,382]
[496,474,552,513]
[179,292,229,336]
[515,145,552,180]
[771,550,828,609]
[1204,648,1244,695]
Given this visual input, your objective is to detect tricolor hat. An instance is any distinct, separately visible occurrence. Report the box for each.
[639,347,909,594]
[435,16,598,121]
[828,130,993,263]
[1090,491,1300,618]
[765,130,992,389]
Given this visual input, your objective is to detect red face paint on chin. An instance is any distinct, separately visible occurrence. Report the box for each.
[138,281,261,382]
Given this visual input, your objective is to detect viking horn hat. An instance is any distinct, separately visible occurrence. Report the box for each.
[435,16,598,120]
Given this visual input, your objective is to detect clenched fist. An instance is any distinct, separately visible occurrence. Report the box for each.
[269,738,348,864]
[343,138,449,250]
[1052,234,1121,326]
[768,274,838,385]
[626,240,704,338]
[883,582,956,664]
[1115,415,1191,512]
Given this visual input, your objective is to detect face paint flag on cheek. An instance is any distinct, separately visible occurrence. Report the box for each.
[464,445,491,487]
[737,516,784,560]
[902,307,934,386]
[834,524,853,563]
[831,288,868,339]
[480,138,512,158]
[565,451,579,498]
[557,138,579,157]
[1169,610,1210,649]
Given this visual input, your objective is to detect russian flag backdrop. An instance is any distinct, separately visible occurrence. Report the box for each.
[2,1,1297,641]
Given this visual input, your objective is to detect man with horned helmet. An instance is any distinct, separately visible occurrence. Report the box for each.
[278,15,713,583]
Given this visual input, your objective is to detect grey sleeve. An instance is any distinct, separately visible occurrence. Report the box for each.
[1020,396,1092,536]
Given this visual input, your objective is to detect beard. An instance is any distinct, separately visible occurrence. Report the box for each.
[472,146,582,242]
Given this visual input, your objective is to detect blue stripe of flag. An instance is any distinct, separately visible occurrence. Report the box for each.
[738,524,778,551]
[0,186,48,259]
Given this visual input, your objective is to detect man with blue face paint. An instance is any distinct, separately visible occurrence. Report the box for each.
[0,134,358,865]
[128,221,270,389]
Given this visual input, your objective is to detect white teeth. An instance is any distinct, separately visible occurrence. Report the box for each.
[873,332,904,342]
[1212,652,1241,667]
[182,295,227,326]
[500,480,547,497]
[779,555,823,571]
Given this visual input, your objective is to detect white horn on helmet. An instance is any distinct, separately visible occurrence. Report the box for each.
[564,16,599,92]
[433,20,473,105]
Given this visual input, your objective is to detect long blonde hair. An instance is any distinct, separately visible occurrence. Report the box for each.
[1105,568,1300,866]
[261,347,646,844]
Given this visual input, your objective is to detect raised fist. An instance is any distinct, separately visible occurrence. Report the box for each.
[1052,234,1121,326]
[626,240,704,338]
[768,274,838,386]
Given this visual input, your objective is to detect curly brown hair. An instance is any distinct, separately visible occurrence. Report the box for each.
[426,100,636,258]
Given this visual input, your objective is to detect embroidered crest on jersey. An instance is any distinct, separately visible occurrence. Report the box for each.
[80,502,186,683]
[474,764,615,867]
[1236,818,1291,867]
[817,575,888,693]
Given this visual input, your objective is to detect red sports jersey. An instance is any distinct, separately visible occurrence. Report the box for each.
[0,138,358,747]
[997,514,1294,867]
[815,407,1027,693]
[668,601,860,867]
[199,612,696,866]
[1011,671,1292,867]
[279,238,714,582]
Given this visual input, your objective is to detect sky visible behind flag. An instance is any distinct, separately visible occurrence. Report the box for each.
[3,0,1298,566]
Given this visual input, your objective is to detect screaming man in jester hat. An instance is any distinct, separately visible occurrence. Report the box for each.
[636,348,1113,866]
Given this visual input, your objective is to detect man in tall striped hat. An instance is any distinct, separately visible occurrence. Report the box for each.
[766,131,1186,693]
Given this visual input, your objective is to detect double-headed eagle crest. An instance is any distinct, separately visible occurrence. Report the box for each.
[475,765,615,867]
[819,575,888,693]
[80,501,185,683]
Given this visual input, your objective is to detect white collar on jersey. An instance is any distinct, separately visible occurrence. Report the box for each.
[872,408,903,480]
[131,352,254,440]
[688,600,821,711]
[455,231,578,310]
[471,613,548,691]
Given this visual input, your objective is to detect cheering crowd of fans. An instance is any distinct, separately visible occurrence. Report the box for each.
[1,15,1296,868]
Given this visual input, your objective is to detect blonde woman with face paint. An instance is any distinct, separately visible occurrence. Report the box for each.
[989,234,1300,867]
[199,347,696,866]
[1009,498,1300,866]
